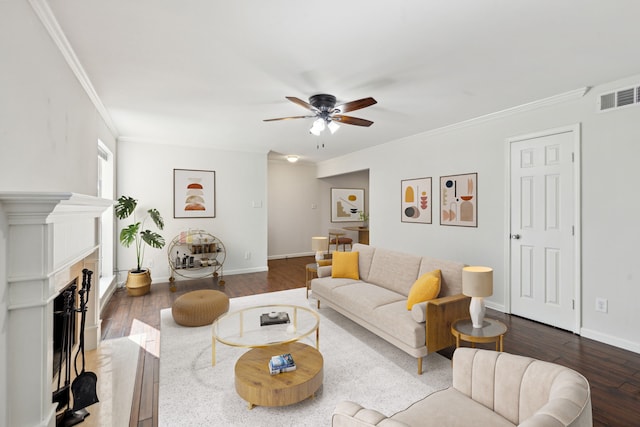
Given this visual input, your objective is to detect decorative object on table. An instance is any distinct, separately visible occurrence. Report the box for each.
[260,311,290,326]
[440,173,477,227]
[115,195,165,296]
[462,266,493,328]
[173,168,216,218]
[401,177,432,224]
[331,188,365,222]
[357,210,369,227]
[268,353,297,375]
[311,236,329,262]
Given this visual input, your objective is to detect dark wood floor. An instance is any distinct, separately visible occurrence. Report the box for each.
[101,256,640,427]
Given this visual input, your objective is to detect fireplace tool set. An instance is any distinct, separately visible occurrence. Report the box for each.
[52,269,99,427]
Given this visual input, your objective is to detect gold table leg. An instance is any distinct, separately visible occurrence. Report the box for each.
[211,338,216,366]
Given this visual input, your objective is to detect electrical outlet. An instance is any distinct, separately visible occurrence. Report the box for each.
[244,251,251,260]
[595,297,608,313]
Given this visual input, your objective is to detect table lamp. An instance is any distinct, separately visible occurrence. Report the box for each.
[311,237,329,262]
[462,266,493,328]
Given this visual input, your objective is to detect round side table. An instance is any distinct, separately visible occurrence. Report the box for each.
[451,318,507,352]
[305,263,317,299]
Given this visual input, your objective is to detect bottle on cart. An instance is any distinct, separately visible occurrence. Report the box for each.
[182,253,188,269]
[175,251,181,269]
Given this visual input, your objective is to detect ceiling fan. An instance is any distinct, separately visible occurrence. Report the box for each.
[263,94,377,135]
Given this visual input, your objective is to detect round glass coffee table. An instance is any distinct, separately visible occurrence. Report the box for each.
[211,304,320,365]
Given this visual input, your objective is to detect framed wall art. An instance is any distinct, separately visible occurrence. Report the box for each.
[173,169,216,218]
[440,173,477,227]
[331,188,364,222]
[401,177,432,223]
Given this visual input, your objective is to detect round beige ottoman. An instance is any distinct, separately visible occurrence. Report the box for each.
[172,290,229,327]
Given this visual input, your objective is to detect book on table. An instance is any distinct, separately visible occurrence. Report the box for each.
[260,311,290,326]
[268,353,296,375]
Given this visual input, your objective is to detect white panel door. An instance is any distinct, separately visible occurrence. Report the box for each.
[510,130,576,331]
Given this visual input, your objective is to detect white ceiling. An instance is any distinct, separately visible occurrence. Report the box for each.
[47,0,640,163]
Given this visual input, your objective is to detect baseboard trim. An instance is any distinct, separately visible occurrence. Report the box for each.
[152,266,270,284]
[580,328,640,354]
[268,252,314,260]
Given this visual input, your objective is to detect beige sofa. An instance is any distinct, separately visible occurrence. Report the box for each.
[311,243,470,374]
[332,348,593,427]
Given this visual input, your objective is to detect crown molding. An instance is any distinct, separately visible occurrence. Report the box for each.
[420,86,590,139]
[29,0,119,138]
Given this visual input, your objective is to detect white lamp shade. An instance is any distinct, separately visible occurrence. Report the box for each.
[462,266,493,297]
[311,236,329,252]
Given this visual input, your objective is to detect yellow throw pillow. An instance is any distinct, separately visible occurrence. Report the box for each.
[406,269,441,310]
[331,251,359,280]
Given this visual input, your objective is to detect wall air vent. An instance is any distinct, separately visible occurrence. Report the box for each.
[598,85,640,112]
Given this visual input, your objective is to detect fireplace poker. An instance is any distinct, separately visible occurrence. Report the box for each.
[71,269,99,412]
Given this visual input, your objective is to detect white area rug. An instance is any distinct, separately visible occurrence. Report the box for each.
[159,288,452,426]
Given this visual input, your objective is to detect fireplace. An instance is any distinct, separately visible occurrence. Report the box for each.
[52,279,78,379]
[1,192,113,427]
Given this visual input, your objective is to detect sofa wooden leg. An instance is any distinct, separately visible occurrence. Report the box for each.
[418,357,423,375]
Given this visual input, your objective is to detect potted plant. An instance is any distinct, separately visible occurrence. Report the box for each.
[358,210,369,228]
[115,195,166,296]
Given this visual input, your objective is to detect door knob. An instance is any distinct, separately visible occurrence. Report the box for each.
[511,234,521,240]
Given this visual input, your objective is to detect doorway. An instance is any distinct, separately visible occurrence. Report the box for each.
[507,125,581,332]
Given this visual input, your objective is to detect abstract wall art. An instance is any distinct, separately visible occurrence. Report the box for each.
[440,173,477,227]
[173,169,216,218]
[401,177,432,224]
[331,188,365,222]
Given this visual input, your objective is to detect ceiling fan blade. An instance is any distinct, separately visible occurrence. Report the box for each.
[332,115,374,127]
[286,96,319,112]
[334,97,377,114]
[263,115,315,122]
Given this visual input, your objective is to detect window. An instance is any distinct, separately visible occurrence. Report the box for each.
[98,140,115,298]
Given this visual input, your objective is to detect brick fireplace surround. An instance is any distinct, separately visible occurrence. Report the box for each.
[0,192,112,427]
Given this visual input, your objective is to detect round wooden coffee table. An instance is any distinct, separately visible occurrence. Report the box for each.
[234,341,323,409]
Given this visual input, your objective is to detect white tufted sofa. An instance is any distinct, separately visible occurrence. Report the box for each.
[332,348,592,427]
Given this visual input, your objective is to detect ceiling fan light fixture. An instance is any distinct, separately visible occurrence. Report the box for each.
[327,120,340,134]
[310,118,325,136]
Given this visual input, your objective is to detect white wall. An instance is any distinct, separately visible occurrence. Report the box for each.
[318,75,640,354]
[267,160,368,258]
[0,2,118,425]
[116,140,268,284]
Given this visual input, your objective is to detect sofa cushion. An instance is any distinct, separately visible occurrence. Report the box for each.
[332,283,406,318]
[332,251,360,279]
[406,269,441,310]
[391,388,515,427]
[312,276,361,300]
[418,256,464,297]
[373,300,426,348]
[367,248,422,296]
[351,243,376,282]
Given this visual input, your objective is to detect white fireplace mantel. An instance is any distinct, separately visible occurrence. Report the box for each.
[1,192,113,427]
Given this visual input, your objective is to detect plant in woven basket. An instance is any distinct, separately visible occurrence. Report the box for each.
[115,195,165,273]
